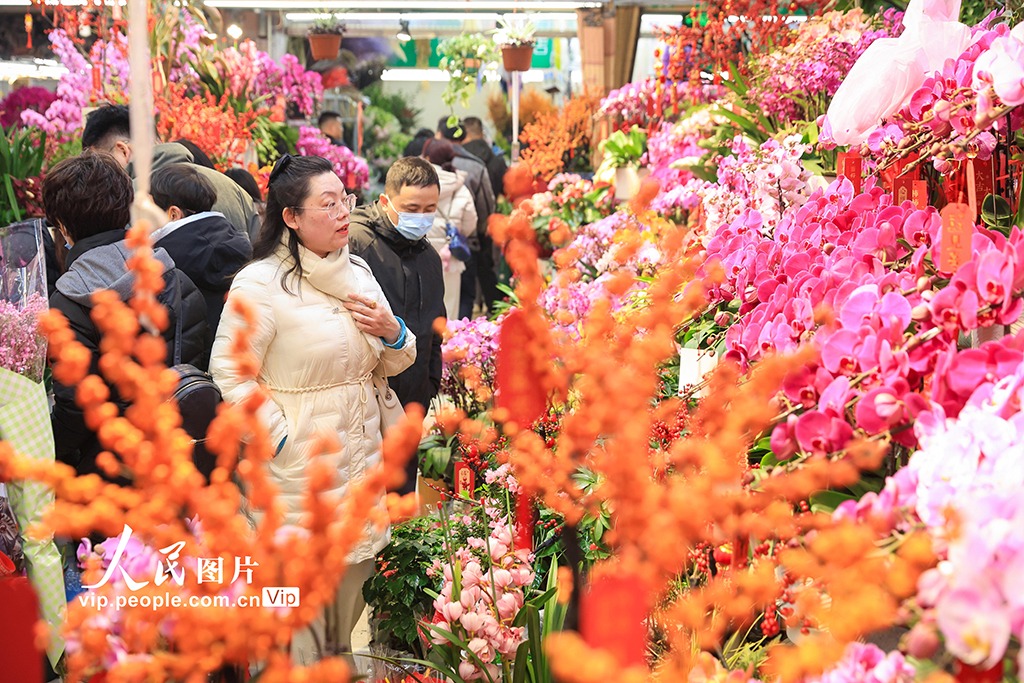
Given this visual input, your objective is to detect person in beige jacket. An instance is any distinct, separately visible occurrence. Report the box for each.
[421,138,478,319]
[209,154,416,665]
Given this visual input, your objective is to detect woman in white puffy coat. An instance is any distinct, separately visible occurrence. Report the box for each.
[421,137,478,319]
[209,154,416,664]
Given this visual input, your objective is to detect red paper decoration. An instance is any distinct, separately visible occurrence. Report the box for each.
[940,203,974,273]
[0,577,43,683]
[495,308,547,429]
[579,573,647,666]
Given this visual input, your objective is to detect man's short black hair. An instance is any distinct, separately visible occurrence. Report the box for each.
[42,150,133,242]
[462,117,484,136]
[437,116,465,142]
[82,104,131,150]
[151,163,218,216]
[174,139,215,169]
[384,157,440,197]
[224,167,263,203]
[318,112,342,127]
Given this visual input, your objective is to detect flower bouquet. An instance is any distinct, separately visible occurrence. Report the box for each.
[0,218,65,667]
[296,126,371,191]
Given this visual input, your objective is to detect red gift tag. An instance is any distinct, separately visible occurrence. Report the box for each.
[454,461,475,498]
[893,175,914,205]
[836,151,862,195]
[967,157,995,219]
[514,492,534,551]
[580,573,647,666]
[940,203,974,273]
[0,577,42,683]
[912,180,928,210]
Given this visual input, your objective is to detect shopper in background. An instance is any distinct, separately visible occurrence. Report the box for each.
[347,157,445,495]
[44,150,208,479]
[421,137,478,319]
[460,116,507,201]
[403,128,435,158]
[319,111,348,148]
[81,104,259,240]
[436,117,496,318]
[150,163,252,354]
[224,167,266,241]
[210,154,415,665]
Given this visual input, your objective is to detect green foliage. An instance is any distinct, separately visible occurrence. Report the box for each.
[418,432,458,482]
[438,33,498,112]
[252,118,298,166]
[362,517,444,657]
[363,82,420,135]
[597,126,648,174]
[310,14,346,35]
[0,125,46,225]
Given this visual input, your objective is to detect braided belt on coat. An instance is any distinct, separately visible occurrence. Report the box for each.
[265,371,373,403]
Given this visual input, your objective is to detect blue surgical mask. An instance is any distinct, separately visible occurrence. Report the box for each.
[386,196,435,241]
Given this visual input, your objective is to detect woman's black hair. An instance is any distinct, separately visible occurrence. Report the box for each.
[421,137,457,173]
[251,154,335,293]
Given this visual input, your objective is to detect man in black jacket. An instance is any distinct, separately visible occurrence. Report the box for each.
[348,157,444,495]
[150,163,252,355]
[460,117,507,201]
[43,151,208,479]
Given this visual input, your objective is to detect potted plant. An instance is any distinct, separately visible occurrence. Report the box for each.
[493,14,536,72]
[307,14,345,62]
[594,125,649,200]
[438,33,497,111]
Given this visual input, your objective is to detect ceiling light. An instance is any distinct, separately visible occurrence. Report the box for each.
[208,0,599,10]
[226,23,243,39]
[380,68,450,82]
[396,19,411,42]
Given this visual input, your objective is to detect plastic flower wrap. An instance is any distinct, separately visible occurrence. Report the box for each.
[296,126,370,191]
[0,219,48,384]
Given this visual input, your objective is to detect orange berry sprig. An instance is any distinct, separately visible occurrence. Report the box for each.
[3,220,420,683]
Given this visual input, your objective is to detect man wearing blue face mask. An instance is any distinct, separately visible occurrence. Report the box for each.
[348,157,445,495]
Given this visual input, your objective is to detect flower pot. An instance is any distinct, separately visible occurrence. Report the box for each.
[418,476,448,515]
[502,44,533,72]
[308,33,342,61]
[614,167,641,200]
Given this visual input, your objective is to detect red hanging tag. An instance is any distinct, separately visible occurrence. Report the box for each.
[940,203,974,273]
[912,180,928,210]
[580,573,647,666]
[24,13,32,49]
[495,308,547,429]
[893,175,914,205]
[453,461,475,498]
[967,157,995,219]
[836,151,862,195]
[0,577,42,683]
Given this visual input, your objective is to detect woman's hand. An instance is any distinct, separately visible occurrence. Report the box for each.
[344,293,401,344]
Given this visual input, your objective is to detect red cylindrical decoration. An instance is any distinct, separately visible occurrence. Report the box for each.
[24,13,32,49]
[514,492,534,551]
[91,65,101,94]
[579,574,647,666]
[954,660,1003,683]
[494,309,547,429]
[0,577,43,683]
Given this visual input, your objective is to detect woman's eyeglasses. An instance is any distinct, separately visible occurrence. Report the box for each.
[294,194,357,219]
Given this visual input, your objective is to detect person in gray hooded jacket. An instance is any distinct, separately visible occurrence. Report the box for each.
[43,151,208,480]
[81,104,260,240]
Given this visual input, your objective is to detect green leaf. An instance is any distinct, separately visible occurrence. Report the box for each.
[422,624,499,683]
[512,639,532,683]
[760,450,781,469]
[3,175,21,222]
[809,490,856,515]
[982,193,1013,229]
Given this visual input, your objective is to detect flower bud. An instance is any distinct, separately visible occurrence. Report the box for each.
[911,305,931,321]
[916,276,931,292]
[714,311,733,327]
[902,622,940,659]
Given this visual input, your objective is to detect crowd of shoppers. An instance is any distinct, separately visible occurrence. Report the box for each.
[32,103,508,672]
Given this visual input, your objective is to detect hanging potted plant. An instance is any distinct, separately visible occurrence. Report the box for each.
[493,14,536,72]
[438,33,497,112]
[307,14,345,62]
